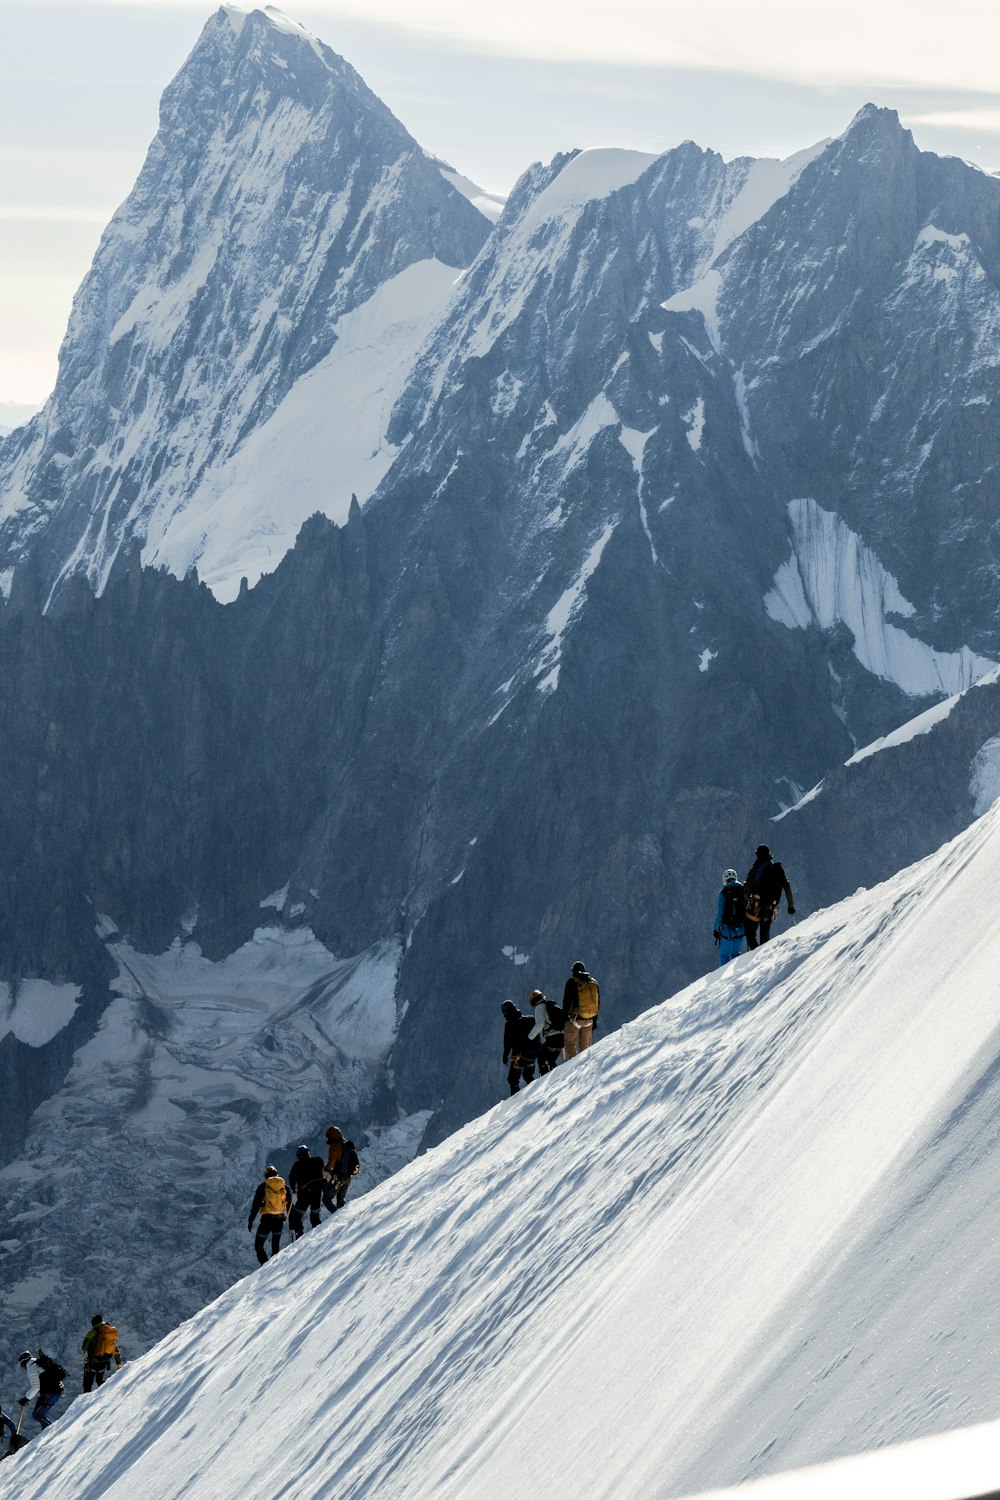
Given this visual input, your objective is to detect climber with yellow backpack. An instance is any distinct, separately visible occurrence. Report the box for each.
[562,961,600,1058]
[81,1315,123,1392]
[247,1164,292,1265]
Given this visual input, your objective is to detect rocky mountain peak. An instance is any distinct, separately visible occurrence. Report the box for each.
[0,3,491,604]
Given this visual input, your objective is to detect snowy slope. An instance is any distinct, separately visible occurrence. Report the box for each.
[680,1421,1000,1500]
[0,917,429,1382]
[9,803,1000,1498]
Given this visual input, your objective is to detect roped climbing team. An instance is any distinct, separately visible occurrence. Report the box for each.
[713,844,795,967]
[0,840,796,1460]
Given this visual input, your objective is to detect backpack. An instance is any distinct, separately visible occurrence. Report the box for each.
[513,1015,541,1060]
[754,860,785,918]
[721,884,746,930]
[575,977,600,1020]
[540,998,565,1038]
[94,1324,118,1358]
[262,1175,287,1216]
[37,1358,66,1394]
[345,1141,360,1178]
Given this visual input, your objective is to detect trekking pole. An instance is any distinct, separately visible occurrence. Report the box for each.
[14,1404,25,1437]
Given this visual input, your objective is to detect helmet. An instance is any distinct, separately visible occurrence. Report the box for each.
[296,1145,310,1160]
[91,1314,103,1327]
[264,1164,278,1178]
[528,989,544,1003]
[723,869,738,883]
[326,1125,344,1143]
[756,844,771,859]
[17,1352,31,1367]
[501,1000,518,1018]
[571,961,587,976]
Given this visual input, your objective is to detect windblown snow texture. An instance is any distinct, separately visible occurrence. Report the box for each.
[9,808,1000,1498]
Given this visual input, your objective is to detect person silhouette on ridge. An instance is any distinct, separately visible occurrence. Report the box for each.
[743,844,795,948]
[713,868,746,965]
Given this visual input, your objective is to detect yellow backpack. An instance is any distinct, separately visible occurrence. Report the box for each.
[576,977,600,1020]
[94,1324,118,1358]
[262,1175,287,1216]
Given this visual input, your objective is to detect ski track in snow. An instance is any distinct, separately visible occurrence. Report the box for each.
[12,807,1000,1497]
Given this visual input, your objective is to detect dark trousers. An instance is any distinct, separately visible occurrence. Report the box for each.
[322,1176,352,1213]
[744,917,772,949]
[254,1212,285,1264]
[32,1393,60,1428]
[536,1044,561,1074]
[289,1183,322,1237]
[83,1356,112,1393]
[507,1059,535,1094]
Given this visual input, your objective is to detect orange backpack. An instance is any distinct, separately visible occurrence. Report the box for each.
[576,977,600,1020]
[94,1324,118,1358]
[262,1175,287,1217]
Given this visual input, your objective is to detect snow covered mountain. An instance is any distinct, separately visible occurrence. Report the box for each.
[0,4,490,602]
[3,2,1000,1418]
[8,805,1000,1497]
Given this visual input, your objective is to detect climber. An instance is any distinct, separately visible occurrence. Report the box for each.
[562,961,600,1057]
[17,1351,65,1428]
[744,844,795,947]
[288,1144,326,1238]
[322,1126,360,1214]
[247,1163,292,1264]
[501,1000,540,1094]
[0,1404,29,1459]
[81,1315,123,1392]
[713,868,746,965]
[527,989,564,1073]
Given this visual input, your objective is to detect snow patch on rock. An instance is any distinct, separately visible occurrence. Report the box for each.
[521,149,658,237]
[0,979,81,1048]
[534,521,617,693]
[765,498,996,697]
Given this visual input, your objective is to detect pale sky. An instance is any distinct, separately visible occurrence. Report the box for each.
[3,0,1000,413]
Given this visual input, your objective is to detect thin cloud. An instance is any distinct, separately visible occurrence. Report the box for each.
[155,0,1000,95]
[906,108,1000,135]
[0,205,115,224]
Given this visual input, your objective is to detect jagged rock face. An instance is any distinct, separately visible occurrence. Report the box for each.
[0,5,489,602]
[717,107,1000,647]
[3,23,1000,1392]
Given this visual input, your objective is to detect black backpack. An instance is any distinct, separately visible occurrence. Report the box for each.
[721,884,746,929]
[541,998,565,1037]
[756,860,786,911]
[38,1357,66,1394]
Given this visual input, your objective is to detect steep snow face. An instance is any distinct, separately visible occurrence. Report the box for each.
[681,1420,1000,1500]
[0,5,490,602]
[429,159,507,222]
[143,258,463,599]
[0,920,421,1376]
[662,139,830,352]
[765,498,996,696]
[519,146,659,233]
[11,807,1000,1497]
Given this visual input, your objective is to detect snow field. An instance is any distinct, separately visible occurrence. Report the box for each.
[10,805,1000,1497]
[678,1418,1000,1500]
